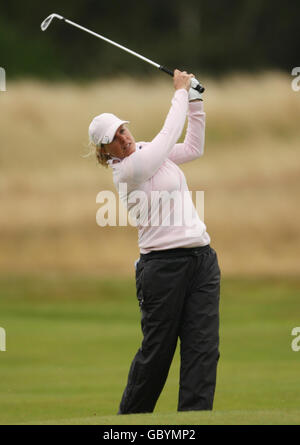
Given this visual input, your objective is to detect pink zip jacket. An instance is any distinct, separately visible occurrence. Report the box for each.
[108,88,210,253]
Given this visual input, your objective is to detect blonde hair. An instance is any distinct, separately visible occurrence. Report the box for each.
[85,141,111,168]
[96,143,111,168]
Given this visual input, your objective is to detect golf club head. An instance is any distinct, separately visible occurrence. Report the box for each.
[41,13,64,31]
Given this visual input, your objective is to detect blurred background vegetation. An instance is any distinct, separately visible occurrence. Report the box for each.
[1,0,300,276]
[1,0,300,80]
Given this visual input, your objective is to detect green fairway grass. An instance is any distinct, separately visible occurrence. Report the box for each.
[0,275,299,425]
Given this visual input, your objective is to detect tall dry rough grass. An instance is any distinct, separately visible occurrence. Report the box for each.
[1,72,299,276]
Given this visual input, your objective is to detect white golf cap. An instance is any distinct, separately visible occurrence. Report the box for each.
[88,113,129,146]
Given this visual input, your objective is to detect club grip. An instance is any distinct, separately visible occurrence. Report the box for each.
[159,65,205,93]
[159,66,174,76]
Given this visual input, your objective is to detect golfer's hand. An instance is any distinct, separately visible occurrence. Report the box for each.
[188,78,203,102]
[173,69,194,91]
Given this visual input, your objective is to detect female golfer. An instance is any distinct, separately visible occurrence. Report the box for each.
[89,70,221,413]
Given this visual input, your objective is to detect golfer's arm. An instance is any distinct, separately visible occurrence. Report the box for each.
[167,101,206,164]
[121,89,188,184]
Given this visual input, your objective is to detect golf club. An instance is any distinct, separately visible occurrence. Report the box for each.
[40,13,205,93]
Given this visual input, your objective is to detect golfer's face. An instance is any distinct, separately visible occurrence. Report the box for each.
[105,125,136,159]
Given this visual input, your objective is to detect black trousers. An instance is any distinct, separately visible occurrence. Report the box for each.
[118,244,221,414]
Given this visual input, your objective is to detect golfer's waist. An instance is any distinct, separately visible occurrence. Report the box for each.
[140,244,210,260]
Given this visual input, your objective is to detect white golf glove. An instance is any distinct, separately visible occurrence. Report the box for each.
[188,77,203,102]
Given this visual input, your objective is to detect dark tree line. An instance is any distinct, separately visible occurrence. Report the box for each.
[1,0,299,80]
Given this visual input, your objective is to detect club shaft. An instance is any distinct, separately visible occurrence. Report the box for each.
[42,14,205,92]
[65,19,160,69]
